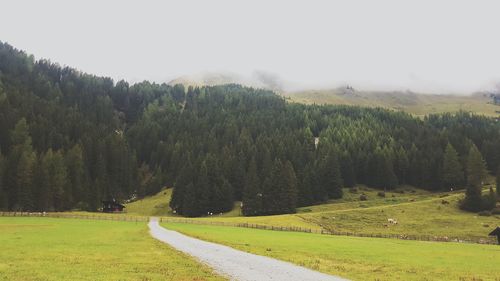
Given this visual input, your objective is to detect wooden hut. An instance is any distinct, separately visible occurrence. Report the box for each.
[489,226,500,245]
[102,199,125,213]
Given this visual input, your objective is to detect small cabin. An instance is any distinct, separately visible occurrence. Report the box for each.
[102,199,125,213]
[489,226,500,245]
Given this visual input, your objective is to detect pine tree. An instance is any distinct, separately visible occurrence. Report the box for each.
[497,166,500,198]
[462,145,488,211]
[442,143,464,190]
[16,150,36,211]
[65,144,86,207]
[262,159,284,214]
[394,147,409,184]
[380,151,398,190]
[340,153,356,188]
[0,150,7,210]
[281,160,298,213]
[297,163,315,207]
[182,182,200,217]
[51,150,68,211]
[319,152,343,199]
[37,150,53,211]
[242,157,262,216]
[216,179,234,213]
[197,161,212,214]
[170,158,194,213]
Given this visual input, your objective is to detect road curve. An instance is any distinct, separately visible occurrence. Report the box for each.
[148,218,348,281]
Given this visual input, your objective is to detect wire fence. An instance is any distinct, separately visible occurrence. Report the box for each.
[1,211,496,245]
[0,211,149,222]
[158,217,498,245]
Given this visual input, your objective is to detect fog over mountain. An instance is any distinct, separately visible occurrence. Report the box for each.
[2,0,500,95]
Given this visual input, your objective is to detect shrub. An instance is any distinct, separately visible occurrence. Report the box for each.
[359,194,367,201]
[377,191,385,198]
[349,187,358,194]
[478,210,492,216]
[492,208,500,215]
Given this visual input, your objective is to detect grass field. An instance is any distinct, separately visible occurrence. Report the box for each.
[156,185,498,241]
[163,222,500,281]
[299,188,499,240]
[111,180,499,242]
[283,89,500,117]
[0,217,224,281]
[125,188,174,216]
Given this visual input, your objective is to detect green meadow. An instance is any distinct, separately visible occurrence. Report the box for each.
[0,217,224,281]
[163,222,500,281]
[283,89,500,118]
[145,185,498,242]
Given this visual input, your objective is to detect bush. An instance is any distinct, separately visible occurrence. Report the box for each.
[349,187,358,194]
[359,194,367,201]
[377,191,385,198]
[478,210,492,216]
[492,208,500,215]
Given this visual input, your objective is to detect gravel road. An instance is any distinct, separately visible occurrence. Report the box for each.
[148,218,348,281]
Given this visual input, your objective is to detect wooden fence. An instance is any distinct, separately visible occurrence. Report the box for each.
[158,217,498,245]
[1,212,496,245]
[0,211,149,222]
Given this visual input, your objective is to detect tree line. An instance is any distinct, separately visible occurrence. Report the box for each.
[0,41,499,216]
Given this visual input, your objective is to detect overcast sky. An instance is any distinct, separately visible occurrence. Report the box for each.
[1,0,500,93]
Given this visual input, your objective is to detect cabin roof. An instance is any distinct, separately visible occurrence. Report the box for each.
[489,226,500,236]
[102,200,125,208]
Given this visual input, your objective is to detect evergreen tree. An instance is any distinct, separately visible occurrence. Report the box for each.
[394,147,409,184]
[380,151,398,190]
[197,161,212,215]
[340,153,356,188]
[37,150,53,211]
[261,159,283,214]
[442,143,464,190]
[217,179,234,213]
[483,187,497,210]
[319,152,343,199]
[297,163,315,207]
[182,182,200,217]
[0,150,7,210]
[50,150,68,211]
[281,160,298,213]
[170,158,194,214]
[497,166,500,198]
[462,145,488,211]
[16,150,36,210]
[242,157,262,216]
[65,144,86,208]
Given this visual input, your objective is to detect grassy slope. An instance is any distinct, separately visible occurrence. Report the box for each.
[185,186,499,241]
[123,184,498,240]
[125,188,174,216]
[300,188,500,240]
[0,217,224,281]
[283,89,500,117]
[163,222,500,281]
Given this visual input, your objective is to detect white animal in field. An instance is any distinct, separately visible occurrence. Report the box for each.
[387,218,398,224]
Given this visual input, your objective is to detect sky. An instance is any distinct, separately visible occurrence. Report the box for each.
[1,0,500,94]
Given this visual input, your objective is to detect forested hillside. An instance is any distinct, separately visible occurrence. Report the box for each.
[0,42,499,216]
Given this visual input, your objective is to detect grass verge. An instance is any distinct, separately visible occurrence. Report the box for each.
[162,222,500,281]
[0,217,225,281]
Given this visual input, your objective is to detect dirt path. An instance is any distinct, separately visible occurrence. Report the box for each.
[148,218,347,281]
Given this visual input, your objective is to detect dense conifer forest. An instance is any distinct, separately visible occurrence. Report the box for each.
[0,42,499,216]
